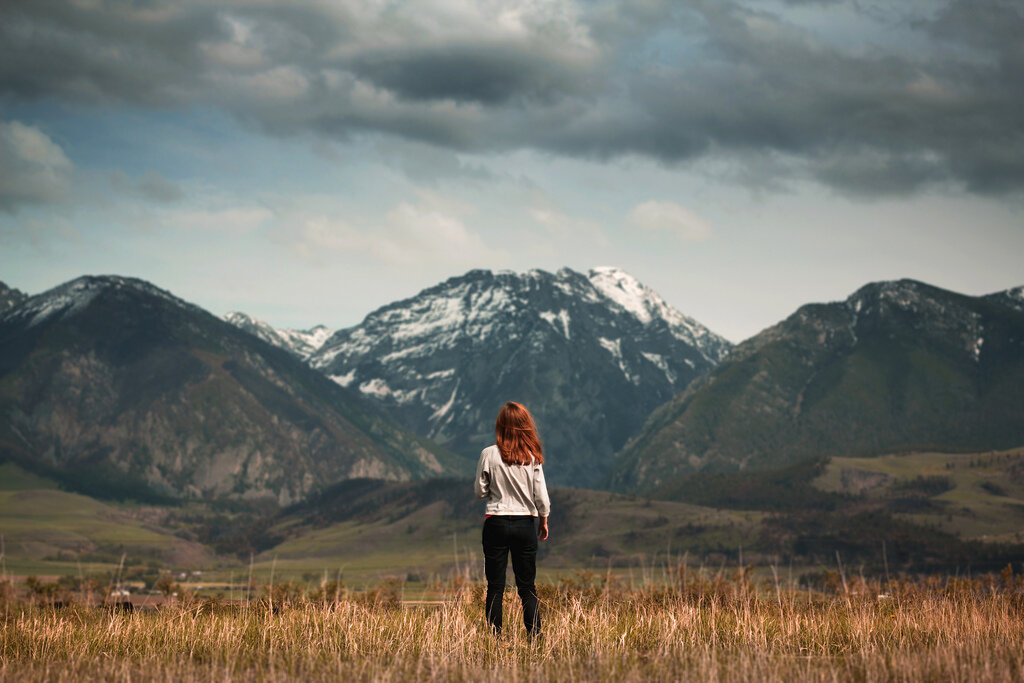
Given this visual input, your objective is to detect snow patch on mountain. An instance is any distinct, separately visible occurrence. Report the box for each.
[641,351,676,383]
[540,309,571,339]
[430,381,459,422]
[359,378,393,398]
[598,336,623,359]
[598,336,639,384]
[330,369,356,387]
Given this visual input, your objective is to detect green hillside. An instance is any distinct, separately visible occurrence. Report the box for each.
[814,447,1024,542]
[613,280,1024,491]
[0,463,212,574]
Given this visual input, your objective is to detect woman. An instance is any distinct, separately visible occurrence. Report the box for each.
[474,401,551,638]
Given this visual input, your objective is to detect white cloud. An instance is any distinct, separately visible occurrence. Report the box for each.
[283,194,502,266]
[0,215,79,249]
[529,204,608,246]
[0,121,73,211]
[627,200,712,241]
[158,205,274,235]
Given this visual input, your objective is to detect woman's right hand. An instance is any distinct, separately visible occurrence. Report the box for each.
[538,517,549,541]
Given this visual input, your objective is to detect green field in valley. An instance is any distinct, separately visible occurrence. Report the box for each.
[3,449,1024,588]
[813,447,1024,542]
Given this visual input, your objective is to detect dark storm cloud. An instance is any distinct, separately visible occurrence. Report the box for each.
[1,0,1022,195]
[0,2,220,105]
[351,45,587,105]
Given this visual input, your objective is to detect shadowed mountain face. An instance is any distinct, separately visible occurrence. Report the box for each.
[613,280,1024,492]
[0,276,457,505]
[306,267,732,488]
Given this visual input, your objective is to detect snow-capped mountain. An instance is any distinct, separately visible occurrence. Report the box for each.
[1,275,202,329]
[223,312,330,361]
[310,267,732,487]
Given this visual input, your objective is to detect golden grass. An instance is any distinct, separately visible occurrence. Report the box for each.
[2,571,1023,681]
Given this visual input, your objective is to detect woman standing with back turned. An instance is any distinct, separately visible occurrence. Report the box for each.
[474,401,551,638]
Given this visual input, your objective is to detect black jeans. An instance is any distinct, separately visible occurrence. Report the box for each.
[482,515,540,636]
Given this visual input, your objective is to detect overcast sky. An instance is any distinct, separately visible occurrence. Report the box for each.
[1,0,1021,342]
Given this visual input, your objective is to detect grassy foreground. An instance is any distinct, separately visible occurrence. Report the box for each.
[2,570,1024,681]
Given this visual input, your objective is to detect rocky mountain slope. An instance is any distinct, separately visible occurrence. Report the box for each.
[308,267,732,487]
[985,286,1024,315]
[0,280,27,314]
[0,276,457,505]
[613,279,1024,492]
[223,312,330,361]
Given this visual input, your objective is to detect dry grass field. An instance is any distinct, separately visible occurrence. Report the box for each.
[2,567,1024,682]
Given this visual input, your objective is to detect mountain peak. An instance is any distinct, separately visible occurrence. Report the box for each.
[849,278,933,300]
[587,266,657,323]
[223,311,331,361]
[224,311,255,324]
[982,285,1024,315]
[1,274,187,328]
[311,265,732,486]
[841,279,970,319]
[587,267,729,353]
[991,285,1024,302]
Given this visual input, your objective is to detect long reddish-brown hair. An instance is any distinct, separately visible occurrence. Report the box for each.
[495,401,544,466]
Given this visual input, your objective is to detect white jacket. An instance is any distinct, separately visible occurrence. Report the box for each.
[474,444,551,517]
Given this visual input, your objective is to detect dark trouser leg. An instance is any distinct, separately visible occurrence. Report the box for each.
[481,517,509,634]
[509,518,540,636]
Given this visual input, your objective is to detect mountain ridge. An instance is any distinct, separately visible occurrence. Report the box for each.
[222,311,331,361]
[612,278,1024,492]
[0,275,459,505]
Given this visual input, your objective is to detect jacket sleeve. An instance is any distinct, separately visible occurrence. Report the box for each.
[533,464,551,517]
[474,448,491,499]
